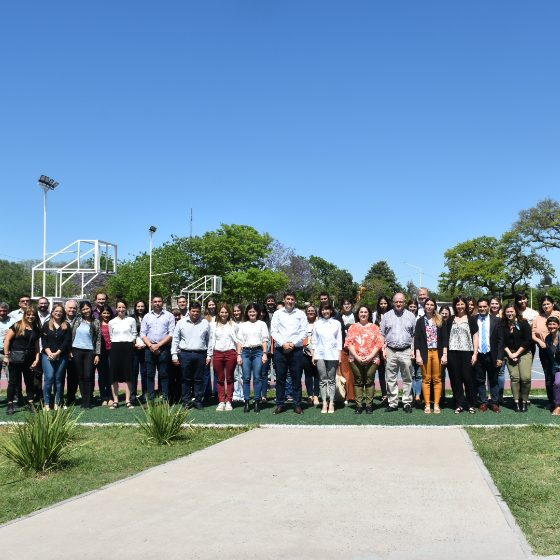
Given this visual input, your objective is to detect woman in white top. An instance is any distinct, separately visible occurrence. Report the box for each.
[210,303,239,411]
[236,303,269,413]
[312,303,342,414]
[109,300,138,409]
[303,305,319,406]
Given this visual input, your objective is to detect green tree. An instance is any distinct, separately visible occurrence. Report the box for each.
[224,268,289,303]
[363,261,403,294]
[0,260,31,308]
[308,256,357,304]
[514,198,560,251]
[439,232,554,296]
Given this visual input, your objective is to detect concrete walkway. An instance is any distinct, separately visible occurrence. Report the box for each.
[1,428,529,560]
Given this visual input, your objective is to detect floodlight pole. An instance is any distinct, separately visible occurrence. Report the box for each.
[38,176,59,297]
[148,226,157,311]
[403,261,424,289]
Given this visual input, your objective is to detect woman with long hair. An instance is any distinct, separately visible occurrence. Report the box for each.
[545,316,560,416]
[532,296,560,409]
[303,305,320,406]
[210,303,239,411]
[3,306,40,414]
[109,300,138,409]
[236,303,269,413]
[203,298,218,401]
[438,305,452,406]
[312,303,343,414]
[344,304,384,414]
[131,300,148,404]
[373,295,391,406]
[446,296,479,413]
[489,296,505,403]
[466,297,476,316]
[71,301,101,409]
[414,298,448,414]
[336,298,355,406]
[98,305,114,406]
[41,303,71,410]
[258,306,272,403]
[503,301,532,412]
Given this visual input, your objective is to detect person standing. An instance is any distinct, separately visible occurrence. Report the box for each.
[0,302,15,385]
[417,287,429,317]
[503,302,532,412]
[3,306,41,414]
[97,305,115,406]
[64,299,79,405]
[380,293,416,413]
[270,291,307,414]
[41,303,71,410]
[345,304,384,414]
[172,301,211,410]
[446,296,479,414]
[303,305,319,406]
[237,303,269,413]
[210,303,239,411]
[336,298,356,404]
[9,295,31,321]
[545,316,560,416]
[373,295,392,406]
[70,301,101,409]
[109,300,138,409]
[131,300,148,404]
[414,298,448,414]
[141,295,175,401]
[232,304,245,402]
[474,298,504,413]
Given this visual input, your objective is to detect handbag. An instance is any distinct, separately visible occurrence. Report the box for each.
[8,350,27,364]
[335,373,347,402]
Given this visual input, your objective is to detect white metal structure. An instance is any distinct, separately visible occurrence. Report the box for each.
[31,239,118,299]
[179,275,222,305]
[38,175,60,296]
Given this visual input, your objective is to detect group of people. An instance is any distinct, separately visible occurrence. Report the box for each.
[2,287,560,417]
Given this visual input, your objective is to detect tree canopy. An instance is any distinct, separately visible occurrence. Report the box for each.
[514,198,560,251]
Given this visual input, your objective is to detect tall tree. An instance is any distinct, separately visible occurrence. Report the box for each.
[0,260,31,309]
[363,261,403,294]
[308,256,357,304]
[514,198,560,251]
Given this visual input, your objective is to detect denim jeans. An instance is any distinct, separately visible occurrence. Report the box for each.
[131,348,147,400]
[274,347,303,407]
[241,347,263,401]
[233,363,244,400]
[179,351,206,405]
[303,353,320,397]
[42,354,68,406]
[145,345,170,400]
[203,363,219,400]
[411,360,422,399]
[259,357,271,399]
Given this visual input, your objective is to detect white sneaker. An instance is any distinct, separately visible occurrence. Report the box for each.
[54,404,59,411]
[216,402,226,411]
[225,402,233,411]
[43,405,50,411]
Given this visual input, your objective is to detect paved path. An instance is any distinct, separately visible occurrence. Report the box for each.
[1,428,529,560]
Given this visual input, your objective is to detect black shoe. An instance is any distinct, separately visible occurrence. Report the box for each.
[514,402,521,412]
[274,405,286,415]
[385,406,398,412]
[355,406,363,415]
[294,406,304,414]
[404,403,412,413]
[521,401,528,413]
[365,405,373,414]
[194,402,203,410]
[6,403,14,415]
[27,403,36,413]
[254,400,260,413]
[243,400,251,413]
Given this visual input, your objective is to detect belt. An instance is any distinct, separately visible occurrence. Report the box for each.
[387,345,411,351]
[180,349,206,354]
[243,345,263,349]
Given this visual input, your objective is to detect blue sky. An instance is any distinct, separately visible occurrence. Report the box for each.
[2,0,559,291]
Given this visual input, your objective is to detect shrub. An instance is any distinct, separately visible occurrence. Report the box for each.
[137,400,191,445]
[0,407,79,473]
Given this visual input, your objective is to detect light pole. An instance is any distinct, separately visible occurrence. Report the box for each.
[38,175,60,297]
[148,225,157,311]
[403,261,424,290]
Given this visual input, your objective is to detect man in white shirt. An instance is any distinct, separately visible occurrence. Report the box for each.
[417,287,429,317]
[0,302,16,381]
[270,291,307,414]
[9,295,31,320]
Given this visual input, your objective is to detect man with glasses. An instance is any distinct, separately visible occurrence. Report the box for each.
[417,287,429,318]
[380,293,417,412]
[9,295,31,320]
[474,298,504,412]
[0,302,15,383]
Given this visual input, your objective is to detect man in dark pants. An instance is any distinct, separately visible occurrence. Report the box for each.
[270,291,307,414]
[171,301,210,410]
[64,299,79,405]
[141,295,175,400]
[474,298,504,412]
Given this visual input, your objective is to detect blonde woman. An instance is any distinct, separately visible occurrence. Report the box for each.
[414,298,448,414]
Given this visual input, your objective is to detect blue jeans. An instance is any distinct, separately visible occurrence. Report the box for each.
[242,347,263,401]
[259,357,271,399]
[179,351,206,405]
[145,345,170,399]
[131,348,147,400]
[42,354,67,406]
[274,347,303,407]
[303,353,320,397]
[233,363,244,400]
[412,360,422,399]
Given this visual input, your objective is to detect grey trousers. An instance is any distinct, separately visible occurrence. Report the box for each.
[385,347,413,407]
[317,359,338,403]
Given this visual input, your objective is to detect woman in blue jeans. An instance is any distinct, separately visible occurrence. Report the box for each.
[41,303,71,410]
[236,303,269,413]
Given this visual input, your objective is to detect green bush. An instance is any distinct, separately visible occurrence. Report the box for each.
[137,400,191,445]
[0,407,79,473]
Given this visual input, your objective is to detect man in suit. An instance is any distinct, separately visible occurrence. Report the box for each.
[475,298,504,412]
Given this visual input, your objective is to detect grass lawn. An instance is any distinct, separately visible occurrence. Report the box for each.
[467,425,560,556]
[0,425,248,525]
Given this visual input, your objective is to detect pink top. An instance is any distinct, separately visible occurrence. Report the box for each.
[344,322,384,364]
[101,322,112,351]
